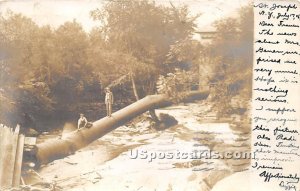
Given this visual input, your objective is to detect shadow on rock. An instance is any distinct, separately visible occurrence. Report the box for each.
[151,113,178,131]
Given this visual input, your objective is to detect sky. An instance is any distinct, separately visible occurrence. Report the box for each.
[0,0,251,32]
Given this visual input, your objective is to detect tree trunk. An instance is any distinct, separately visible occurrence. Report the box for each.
[130,74,159,124]
[148,109,160,124]
[130,73,139,101]
[199,59,202,90]
[46,64,51,84]
[34,91,209,165]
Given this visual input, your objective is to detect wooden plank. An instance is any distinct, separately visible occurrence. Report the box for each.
[6,132,19,187]
[0,127,12,187]
[0,128,4,186]
[0,127,4,158]
[0,127,19,188]
[12,135,25,187]
[0,128,8,187]
[14,125,20,135]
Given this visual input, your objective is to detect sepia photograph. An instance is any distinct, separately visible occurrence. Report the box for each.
[0,0,255,190]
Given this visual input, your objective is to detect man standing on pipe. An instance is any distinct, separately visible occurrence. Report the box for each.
[105,87,114,117]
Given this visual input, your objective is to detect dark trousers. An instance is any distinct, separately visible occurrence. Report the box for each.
[106,103,112,116]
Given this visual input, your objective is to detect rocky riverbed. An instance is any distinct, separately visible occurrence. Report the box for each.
[22,100,251,191]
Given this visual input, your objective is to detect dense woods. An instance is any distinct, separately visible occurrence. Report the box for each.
[0,1,253,132]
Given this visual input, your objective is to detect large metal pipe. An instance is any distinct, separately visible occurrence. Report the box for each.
[35,91,209,165]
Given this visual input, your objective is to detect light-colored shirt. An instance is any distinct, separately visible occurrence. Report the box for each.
[105,91,113,104]
[78,116,87,129]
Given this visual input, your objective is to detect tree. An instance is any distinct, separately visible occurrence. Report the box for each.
[0,12,39,85]
[206,5,254,117]
[0,13,56,128]
[51,20,97,105]
[91,0,197,95]
[0,2,204,130]
[54,20,88,77]
[31,26,59,84]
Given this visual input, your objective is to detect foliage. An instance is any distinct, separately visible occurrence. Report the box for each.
[0,2,199,130]
[0,2,253,130]
[156,68,198,102]
[91,0,198,94]
[207,5,253,117]
[91,0,196,63]
[0,13,39,85]
[166,39,203,69]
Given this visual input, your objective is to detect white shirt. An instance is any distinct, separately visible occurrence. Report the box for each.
[78,116,87,129]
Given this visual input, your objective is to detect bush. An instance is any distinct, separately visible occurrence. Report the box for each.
[156,68,198,102]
